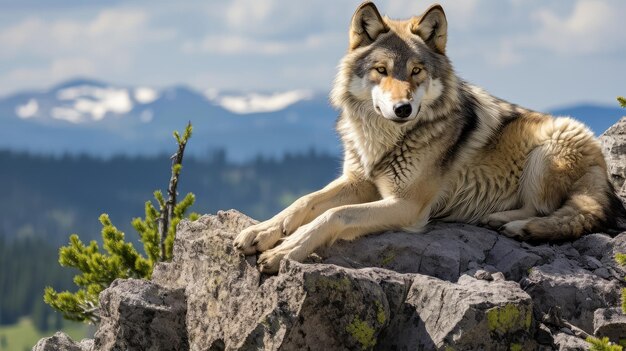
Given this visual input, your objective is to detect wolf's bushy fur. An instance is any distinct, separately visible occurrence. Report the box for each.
[235,2,626,273]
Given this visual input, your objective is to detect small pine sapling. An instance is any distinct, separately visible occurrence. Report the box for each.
[44,123,198,323]
[587,336,623,351]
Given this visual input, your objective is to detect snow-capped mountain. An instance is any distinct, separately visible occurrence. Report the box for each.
[0,78,623,160]
[0,79,340,160]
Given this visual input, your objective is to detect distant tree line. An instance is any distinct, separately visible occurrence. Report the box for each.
[0,237,71,330]
[0,148,339,244]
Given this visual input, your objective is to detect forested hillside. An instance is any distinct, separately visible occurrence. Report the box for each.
[0,238,72,328]
[0,149,339,244]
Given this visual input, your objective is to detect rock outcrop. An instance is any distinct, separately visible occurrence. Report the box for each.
[601,115,626,197]
[34,115,626,350]
[594,307,626,342]
[33,332,93,351]
[35,210,626,350]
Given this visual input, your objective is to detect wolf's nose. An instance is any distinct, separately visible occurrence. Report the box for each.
[394,103,412,118]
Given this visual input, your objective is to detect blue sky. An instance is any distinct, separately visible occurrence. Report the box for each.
[0,0,625,110]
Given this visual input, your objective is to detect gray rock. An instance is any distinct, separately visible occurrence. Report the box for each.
[32,208,626,350]
[522,257,622,333]
[594,307,626,342]
[389,274,535,350]
[473,269,492,281]
[151,210,535,350]
[594,267,612,279]
[552,332,589,351]
[601,116,626,196]
[491,272,506,281]
[317,222,550,282]
[535,323,554,346]
[573,233,612,259]
[317,222,500,282]
[78,339,94,350]
[608,233,626,276]
[93,279,188,351]
[32,332,91,351]
[582,255,603,270]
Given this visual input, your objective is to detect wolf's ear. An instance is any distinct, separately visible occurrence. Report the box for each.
[349,2,389,50]
[412,4,447,55]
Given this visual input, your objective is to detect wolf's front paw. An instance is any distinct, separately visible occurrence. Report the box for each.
[500,220,530,240]
[481,214,508,229]
[256,224,316,273]
[257,241,307,274]
[234,220,285,255]
[257,249,286,274]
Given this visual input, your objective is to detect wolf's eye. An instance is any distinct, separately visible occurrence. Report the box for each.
[412,67,422,76]
[375,67,387,75]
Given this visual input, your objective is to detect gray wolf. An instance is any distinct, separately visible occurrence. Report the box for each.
[234,2,626,273]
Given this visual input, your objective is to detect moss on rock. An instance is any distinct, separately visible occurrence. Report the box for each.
[346,317,376,350]
[486,303,530,334]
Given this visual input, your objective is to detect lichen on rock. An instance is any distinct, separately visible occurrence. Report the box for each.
[486,303,532,334]
[346,316,377,350]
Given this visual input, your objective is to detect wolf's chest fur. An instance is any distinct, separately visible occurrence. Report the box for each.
[339,110,450,179]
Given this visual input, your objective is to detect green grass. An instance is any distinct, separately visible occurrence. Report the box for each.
[0,317,90,351]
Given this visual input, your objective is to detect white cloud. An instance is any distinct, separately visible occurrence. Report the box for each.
[489,40,523,67]
[491,0,626,66]
[221,0,351,35]
[529,0,623,54]
[15,99,39,119]
[49,57,98,79]
[0,7,176,95]
[0,9,172,59]
[385,0,480,29]
[211,90,313,114]
[225,0,275,32]
[1,57,97,91]
[182,32,340,55]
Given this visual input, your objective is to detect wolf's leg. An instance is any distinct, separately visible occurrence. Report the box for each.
[234,176,378,254]
[258,196,430,273]
[482,207,537,229]
[502,165,612,240]
[499,121,610,240]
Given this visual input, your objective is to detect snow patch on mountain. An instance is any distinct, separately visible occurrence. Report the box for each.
[134,87,159,104]
[51,107,83,123]
[50,85,134,122]
[207,90,314,114]
[15,99,38,119]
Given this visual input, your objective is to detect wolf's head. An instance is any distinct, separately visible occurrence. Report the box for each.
[331,2,455,124]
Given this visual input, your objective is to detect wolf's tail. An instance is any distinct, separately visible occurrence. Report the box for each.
[523,166,626,240]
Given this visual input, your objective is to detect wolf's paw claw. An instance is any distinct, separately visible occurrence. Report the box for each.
[258,250,284,274]
[500,220,531,241]
[234,220,287,255]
